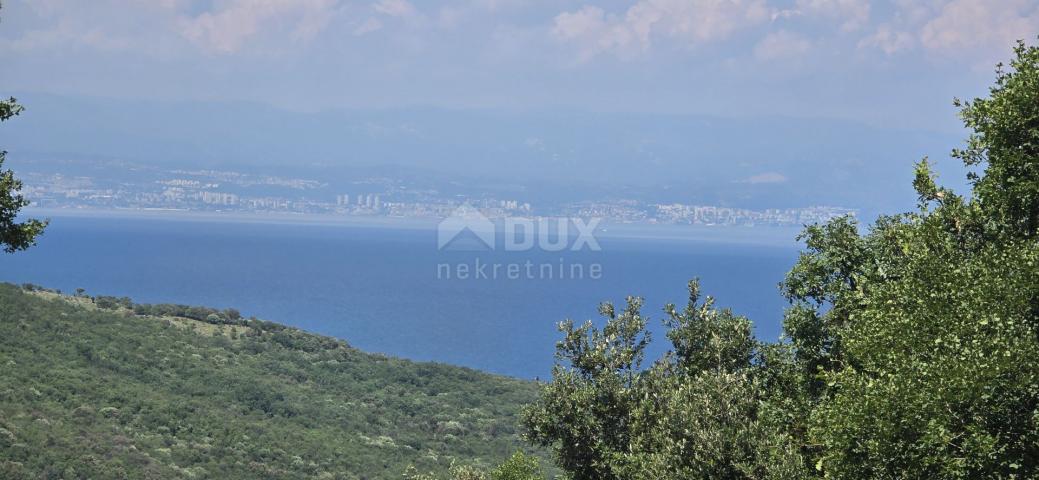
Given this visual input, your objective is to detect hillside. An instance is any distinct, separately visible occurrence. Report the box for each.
[0,283,541,479]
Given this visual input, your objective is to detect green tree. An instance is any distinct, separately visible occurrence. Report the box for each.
[954,40,1039,240]
[403,451,546,480]
[785,40,1039,478]
[526,38,1039,480]
[523,284,806,480]
[522,297,650,480]
[489,451,544,480]
[0,43,47,252]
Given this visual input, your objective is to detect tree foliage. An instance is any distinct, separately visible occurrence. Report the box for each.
[523,39,1039,479]
[0,95,47,253]
[0,285,545,479]
[955,40,1039,239]
[404,451,545,480]
[523,285,807,479]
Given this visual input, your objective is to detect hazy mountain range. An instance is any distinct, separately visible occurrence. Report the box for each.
[1,93,970,218]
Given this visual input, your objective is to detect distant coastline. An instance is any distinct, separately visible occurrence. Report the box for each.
[25,206,443,230]
[26,206,803,247]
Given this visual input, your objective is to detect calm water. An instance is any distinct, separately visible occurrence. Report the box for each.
[0,214,801,378]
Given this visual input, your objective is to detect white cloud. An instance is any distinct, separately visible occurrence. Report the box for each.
[858,25,914,54]
[920,0,1039,54]
[1,22,131,53]
[178,0,340,54]
[754,30,811,60]
[469,0,529,11]
[553,0,771,59]
[552,6,608,42]
[1,0,188,54]
[791,0,871,32]
[888,0,941,24]
[856,0,1039,62]
[553,6,638,60]
[353,17,385,36]
[373,0,418,18]
[551,0,1035,64]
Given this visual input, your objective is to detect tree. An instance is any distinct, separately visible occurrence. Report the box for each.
[403,451,546,480]
[522,297,650,480]
[489,451,544,480]
[525,38,1039,479]
[0,99,47,252]
[787,40,1039,479]
[954,40,1039,240]
[523,284,806,480]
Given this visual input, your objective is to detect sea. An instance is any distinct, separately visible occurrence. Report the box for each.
[0,212,803,379]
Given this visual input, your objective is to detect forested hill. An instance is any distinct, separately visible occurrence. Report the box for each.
[0,283,540,479]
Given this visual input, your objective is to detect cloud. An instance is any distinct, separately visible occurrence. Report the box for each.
[353,17,385,36]
[754,30,811,60]
[552,0,771,60]
[787,0,871,32]
[0,0,187,54]
[552,7,608,42]
[0,0,431,57]
[550,0,1036,64]
[857,0,1039,62]
[1,20,132,53]
[3,0,1036,122]
[373,0,418,18]
[178,0,340,54]
[468,0,529,11]
[552,6,636,60]
[920,0,1039,54]
[858,25,914,54]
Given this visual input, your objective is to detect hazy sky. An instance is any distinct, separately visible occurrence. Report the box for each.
[2,0,1038,131]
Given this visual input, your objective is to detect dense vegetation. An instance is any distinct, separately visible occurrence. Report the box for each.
[517,40,1039,480]
[0,284,543,479]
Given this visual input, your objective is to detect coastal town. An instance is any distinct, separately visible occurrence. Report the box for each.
[20,166,855,227]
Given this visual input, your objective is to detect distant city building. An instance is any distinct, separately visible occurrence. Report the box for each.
[19,161,856,226]
[199,191,238,206]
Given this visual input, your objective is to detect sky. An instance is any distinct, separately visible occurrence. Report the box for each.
[2,0,1038,133]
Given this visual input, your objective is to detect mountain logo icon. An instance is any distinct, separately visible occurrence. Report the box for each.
[437,206,496,250]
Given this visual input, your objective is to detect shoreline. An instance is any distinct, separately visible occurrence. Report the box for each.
[26,206,804,248]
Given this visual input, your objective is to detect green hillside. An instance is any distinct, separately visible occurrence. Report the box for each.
[0,284,541,479]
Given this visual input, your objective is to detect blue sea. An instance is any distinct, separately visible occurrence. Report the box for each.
[0,213,802,378]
